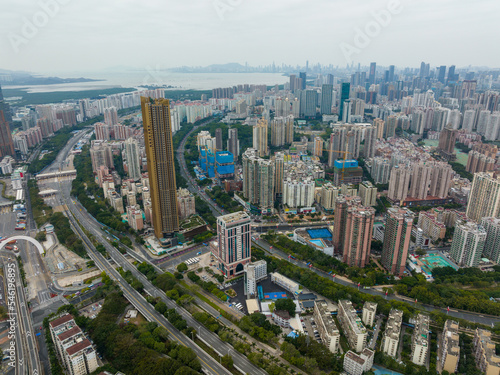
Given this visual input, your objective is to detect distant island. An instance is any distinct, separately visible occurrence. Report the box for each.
[0,69,102,86]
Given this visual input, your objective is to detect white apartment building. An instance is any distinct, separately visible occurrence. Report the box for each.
[338,300,368,352]
[362,302,377,327]
[343,349,375,375]
[382,309,403,358]
[440,320,460,374]
[411,314,430,366]
[244,260,267,296]
[313,300,340,353]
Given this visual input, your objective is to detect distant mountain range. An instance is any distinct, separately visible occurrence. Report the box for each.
[0,69,101,86]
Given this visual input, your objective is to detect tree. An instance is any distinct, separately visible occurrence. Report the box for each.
[221,354,234,369]
[275,298,296,316]
[35,231,46,242]
[415,248,426,256]
[177,263,188,272]
[154,301,167,314]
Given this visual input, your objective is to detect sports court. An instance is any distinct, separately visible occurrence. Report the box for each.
[420,254,458,274]
[307,228,332,239]
[263,292,288,300]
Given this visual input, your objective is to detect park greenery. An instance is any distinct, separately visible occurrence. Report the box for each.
[448,161,473,180]
[394,266,500,316]
[89,291,202,374]
[238,312,282,345]
[195,196,216,227]
[205,186,243,213]
[282,335,343,374]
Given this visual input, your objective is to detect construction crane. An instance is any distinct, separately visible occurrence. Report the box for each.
[318,130,356,184]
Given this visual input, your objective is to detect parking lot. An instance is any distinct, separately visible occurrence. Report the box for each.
[79,299,104,319]
[301,316,324,344]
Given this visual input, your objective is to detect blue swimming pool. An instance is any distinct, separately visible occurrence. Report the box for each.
[372,365,403,375]
[310,239,325,247]
[307,228,332,239]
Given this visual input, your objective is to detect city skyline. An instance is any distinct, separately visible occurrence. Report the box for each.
[1,0,499,73]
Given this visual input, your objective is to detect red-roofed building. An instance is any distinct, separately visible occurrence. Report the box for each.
[49,314,98,375]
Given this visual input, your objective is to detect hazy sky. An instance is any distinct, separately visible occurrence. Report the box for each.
[1,0,499,74]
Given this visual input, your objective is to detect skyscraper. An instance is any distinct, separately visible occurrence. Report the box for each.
[409,163,433,200]
[253,118,268,157]
[227,128,239,161]
[381,207,414,276]
[429,162,453,198]
[124,138,141,181]
[388,65,395,83]
[304,90,317,118]
[438,65,446,84]
[333,195,375,267]
[141,97,179,239]
[333,195,360,255]
[384,116,397,139]
[242,149,275,212]
[387,165,411,202]
[450,221,486,267]
[466,172,500,222]
[216,211,251,279]
[271,117,286,147]
[369,62,376,84]
[274,152,285,200]
[481,217,500,264]
[362,126,377,159]
[299,72,307,90]
[339,83,350,120]
[284,115,294,144]
[104,107,119,125]
[438,126,458,161]
[0,85,15,159]
[289,74,297,92]
[343,205,375,268]
[215,128,223,151]
[321,84,333,115]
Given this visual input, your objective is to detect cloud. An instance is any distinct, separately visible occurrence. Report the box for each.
[0,0,499,73]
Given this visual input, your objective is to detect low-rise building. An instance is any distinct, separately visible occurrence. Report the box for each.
[440,320,460,374]
[362,302,377,327]
[473,329,500,375]
[418,211,447,241]
[338,300,367,352]
[382,309,403,358]
[313,300,340,353]
[343,348,375,375]
[272,310,291,328]
[270,272,299,294]
[411,314,430,366]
